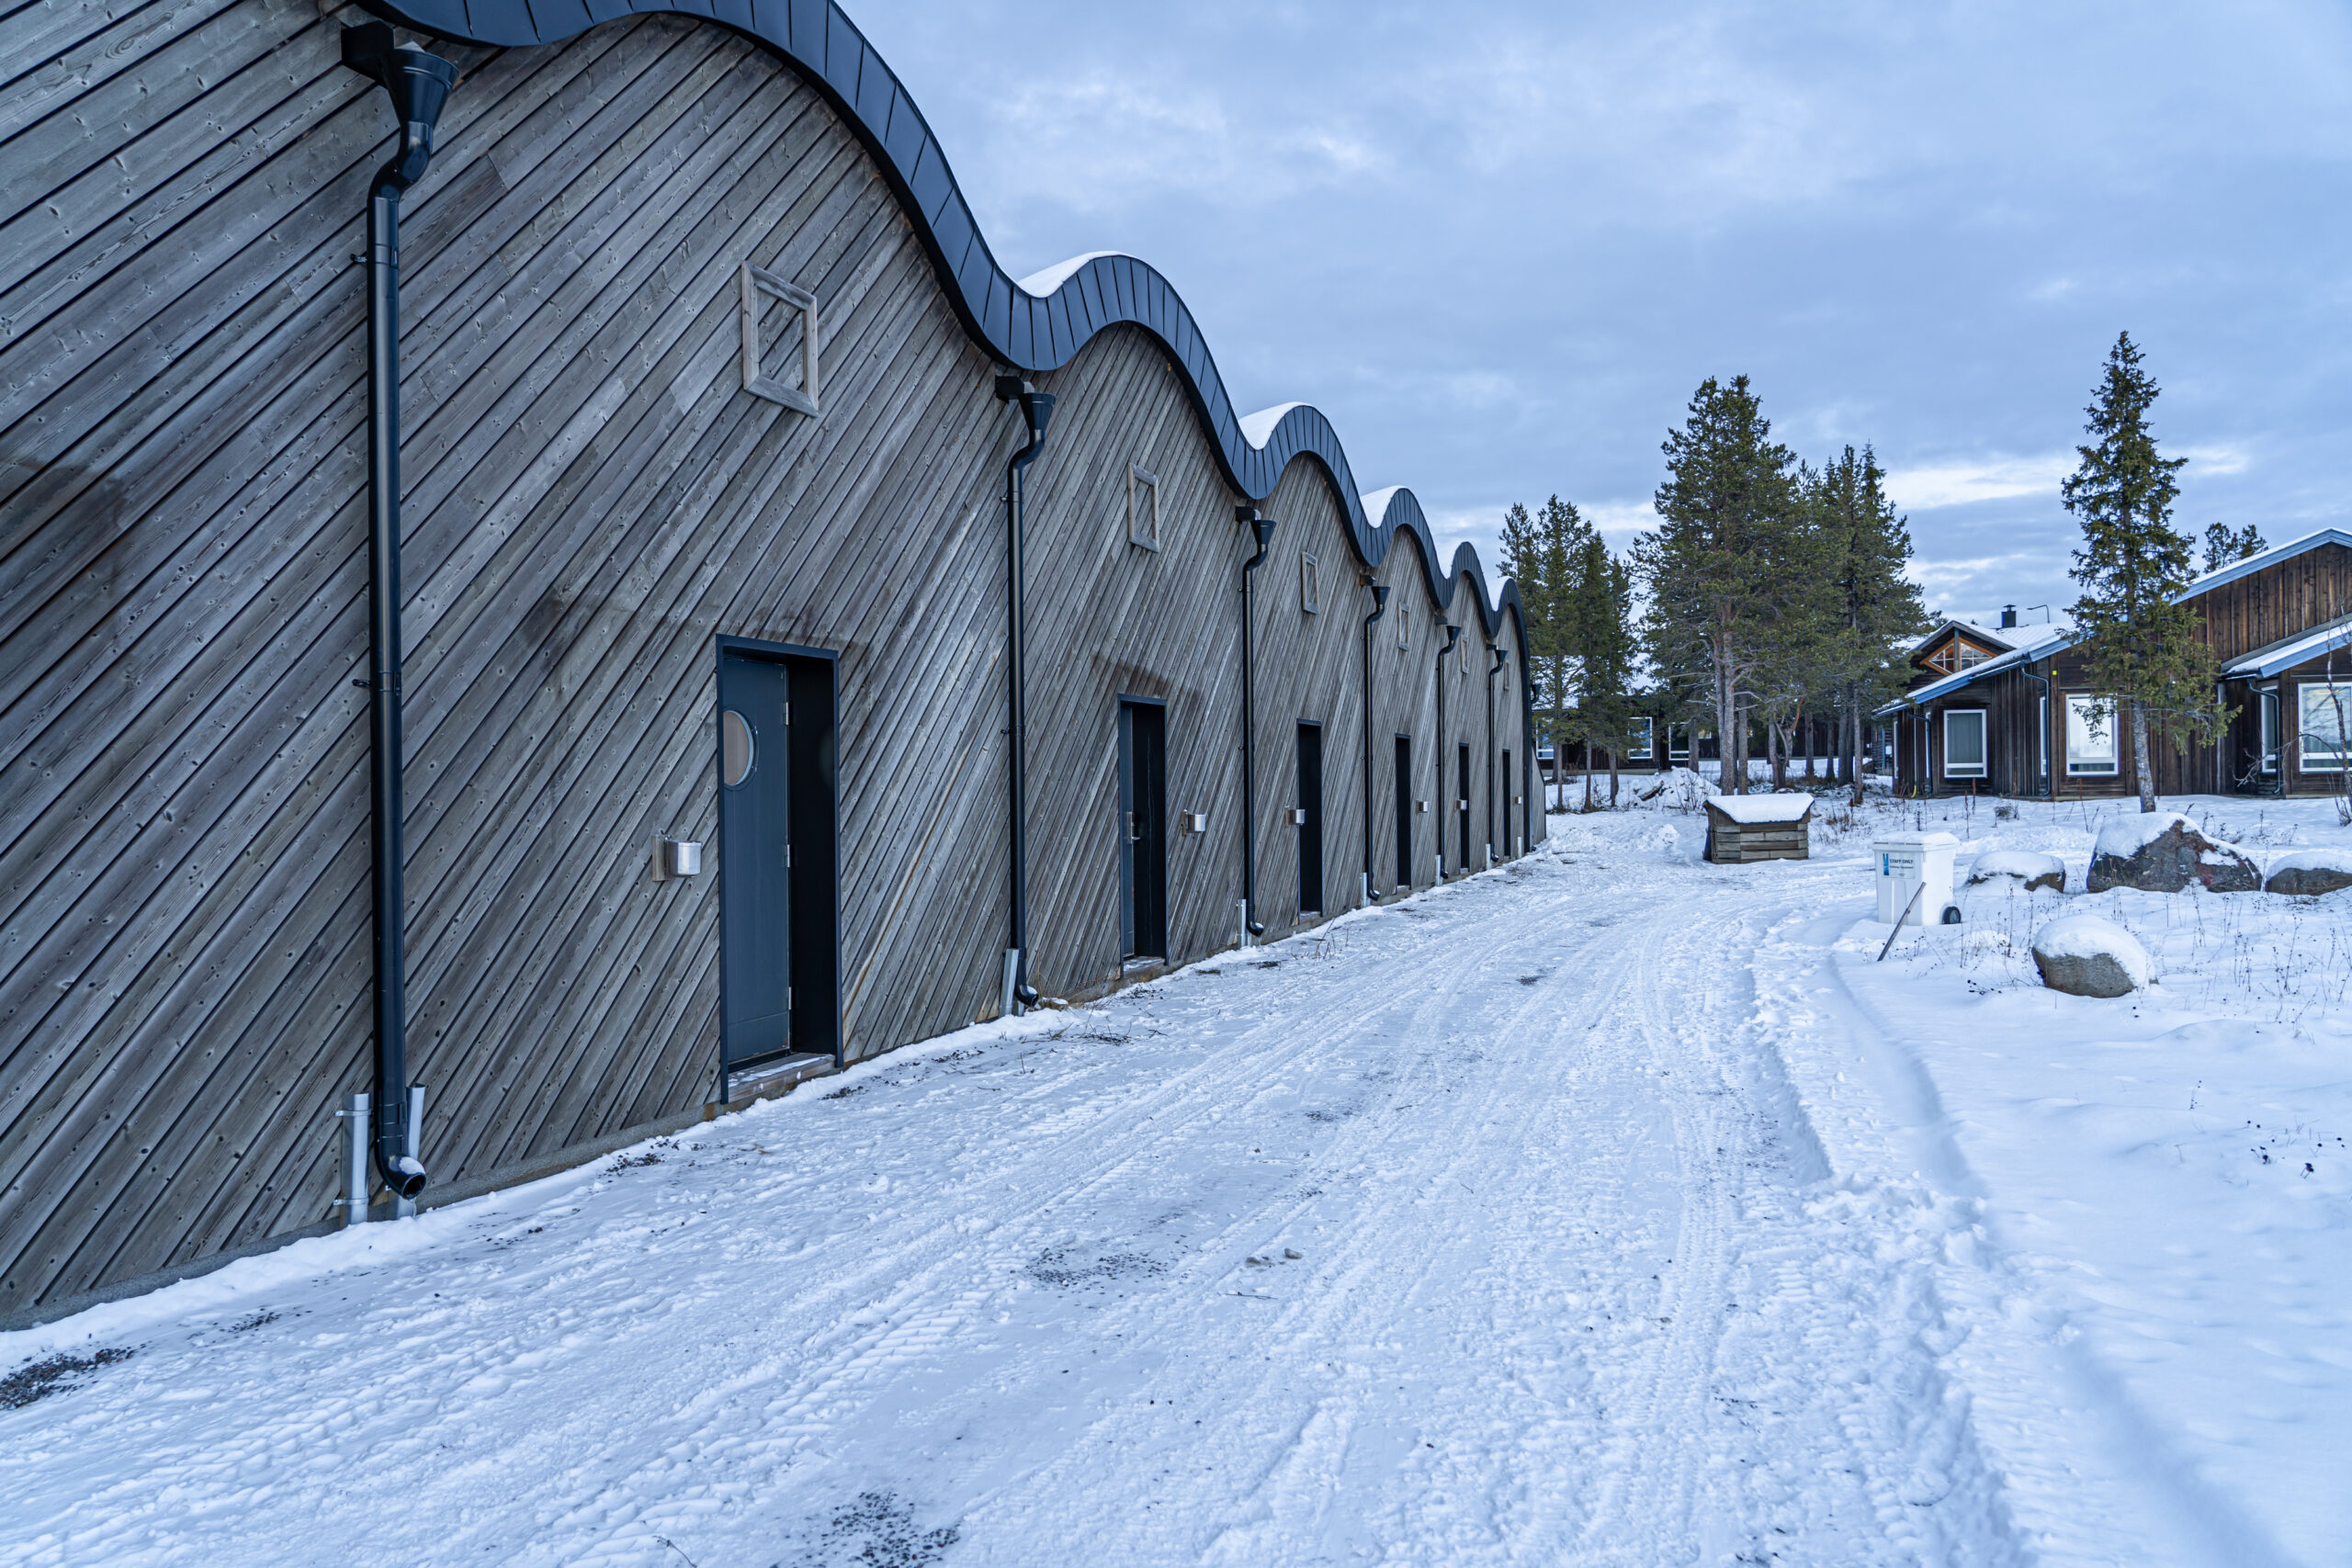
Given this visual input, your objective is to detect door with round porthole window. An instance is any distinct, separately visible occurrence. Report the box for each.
[718,649,794,1066]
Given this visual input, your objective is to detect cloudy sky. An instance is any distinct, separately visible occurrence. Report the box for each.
[852,0,2349,619]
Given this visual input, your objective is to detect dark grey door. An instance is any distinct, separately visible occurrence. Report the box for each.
[718,644,841,1072]
[1456,743,1472,871]
[1394,735,1412,888]
[719,650,792,1064]
[1117,701,1167,958]
[1297,722,1324,914]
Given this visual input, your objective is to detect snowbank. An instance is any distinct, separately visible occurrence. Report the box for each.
[2030,913,2153,996]
[1706,793,1814,824]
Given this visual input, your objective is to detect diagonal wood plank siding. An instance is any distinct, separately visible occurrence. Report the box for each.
[0,0,1535,1314]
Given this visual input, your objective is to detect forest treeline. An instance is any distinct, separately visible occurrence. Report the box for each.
[1503,334,2256,809]
[1500,375,1926,803]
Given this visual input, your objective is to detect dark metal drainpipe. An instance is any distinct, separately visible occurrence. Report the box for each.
[1236,507,1276,936]
[1436,623,1461,873]
[1487,648,1509,861]
[1360,579,1388,898]
[342,24,453,1202]
[994,377,1056,1010]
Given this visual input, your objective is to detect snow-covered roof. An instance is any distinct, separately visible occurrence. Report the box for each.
[1881,625,2074,714]
[2222,613,2352,679]
[1705,794,1814,823]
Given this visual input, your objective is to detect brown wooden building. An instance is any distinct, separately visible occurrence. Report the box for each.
[1882,532,2352,799]
[0,0,1539,1319]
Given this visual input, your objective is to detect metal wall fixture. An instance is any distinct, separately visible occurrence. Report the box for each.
[1360,577,1389,895]
[341,22,454,1205]
[1236,507,1276,936]
[997,375,1057,1012]
[1181,811,1209,834]
[1435,622,1462,874]
[740,263,821,415]
[650,835,704,880]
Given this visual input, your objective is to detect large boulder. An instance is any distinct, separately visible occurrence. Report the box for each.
[1967,850,2066,893]
[2263,849,2352,897]
[2030,914,2154,998]
[2086,812,2260,894]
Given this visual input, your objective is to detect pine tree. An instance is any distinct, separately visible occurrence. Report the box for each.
[1811,446,1926,803]
[1635,376,1804,795]
[2201,521,2265,574]
[2064,332,2228,812]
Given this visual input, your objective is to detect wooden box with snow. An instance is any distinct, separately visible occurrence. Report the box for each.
[1702,795,1815,863]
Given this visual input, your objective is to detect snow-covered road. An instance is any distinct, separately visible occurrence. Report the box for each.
[0,836,2184,1565]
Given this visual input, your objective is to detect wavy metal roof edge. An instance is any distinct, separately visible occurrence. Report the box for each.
[356,0,1527,640]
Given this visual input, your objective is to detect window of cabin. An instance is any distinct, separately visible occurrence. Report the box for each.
[2065,694,2119,774]
[1628,716,1654,760]
[2299,682,2352,772]
[2038,695,2049,778]
[1927,643,1957,674]
[1958,643,1987,669]
[1943,709,1987,777]
[2260,688,2279,774]
[1300,550,1318,614]
[1668,725,1690,761]
[1126,464,1159,551]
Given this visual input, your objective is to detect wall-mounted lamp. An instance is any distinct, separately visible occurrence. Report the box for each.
[651,835,703,880]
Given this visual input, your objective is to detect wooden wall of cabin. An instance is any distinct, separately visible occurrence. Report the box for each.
[2192,542,2352,660]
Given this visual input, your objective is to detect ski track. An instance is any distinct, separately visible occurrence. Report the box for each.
[2,847,2031,1567]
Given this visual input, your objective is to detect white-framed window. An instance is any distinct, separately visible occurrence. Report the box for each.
[2299,681,2352,772]
[1943,709,1987,778]
[1668,725,1691,761]
[1126,464,1159,551]
[2038,694,2049,778]
[2065,694,2119,775]
[1300,550,1319,614]
[2260,687,2279,774]
[1628,716,1654,761]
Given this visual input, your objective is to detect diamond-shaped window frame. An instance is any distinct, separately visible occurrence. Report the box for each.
[740,263,820,417]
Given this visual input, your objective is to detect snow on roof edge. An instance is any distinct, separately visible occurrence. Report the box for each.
[1013,251,1123,298]
[1238,402,1306,450]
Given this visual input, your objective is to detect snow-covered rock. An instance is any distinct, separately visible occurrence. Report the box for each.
[2030,913,2154,997]
[1966,849,2066,893]
[2263,847,2352,897]
[2086,812,2259,894]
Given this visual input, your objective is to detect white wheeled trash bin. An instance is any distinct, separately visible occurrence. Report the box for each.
[1874,831,1959,926]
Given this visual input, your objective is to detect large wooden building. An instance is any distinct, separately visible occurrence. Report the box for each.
[1881,530,2352,799]
[0,0,1540,1318]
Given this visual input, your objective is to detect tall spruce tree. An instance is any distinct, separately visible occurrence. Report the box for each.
[1635,375,1804,795]
[2063,332,2226,812]
[1812,446,1927,803]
